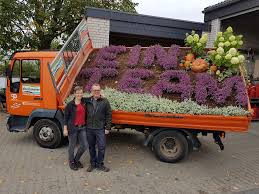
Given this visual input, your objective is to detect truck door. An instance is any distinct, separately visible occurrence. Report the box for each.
[7,59,42,116]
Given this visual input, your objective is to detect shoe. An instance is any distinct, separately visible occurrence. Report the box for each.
[75,160,83,168]
[97,165,110,172]
[69,161,78,171]
[86,165,95,172]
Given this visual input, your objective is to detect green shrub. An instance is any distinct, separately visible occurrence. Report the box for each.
[66,88,249,116]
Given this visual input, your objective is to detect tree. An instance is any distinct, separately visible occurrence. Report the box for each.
[0,0,138,50]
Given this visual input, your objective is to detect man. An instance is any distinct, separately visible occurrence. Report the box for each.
[64,86,88,170]
[86,83,112,172]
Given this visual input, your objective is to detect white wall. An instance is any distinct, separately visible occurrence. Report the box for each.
[86,17,110,48]
[206,19,221,48]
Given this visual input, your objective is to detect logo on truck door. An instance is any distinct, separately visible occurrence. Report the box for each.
[22,84,40,95]
[10,102,21,109]
[11,94,17,101]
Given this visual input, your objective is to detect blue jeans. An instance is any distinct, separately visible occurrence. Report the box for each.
[68,128,88,162]
[87,129,106,167]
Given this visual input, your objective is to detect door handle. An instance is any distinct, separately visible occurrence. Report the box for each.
[34,97,43,100]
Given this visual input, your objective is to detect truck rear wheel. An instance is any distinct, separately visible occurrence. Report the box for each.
[152,131,188,163]
[33,119,62,149]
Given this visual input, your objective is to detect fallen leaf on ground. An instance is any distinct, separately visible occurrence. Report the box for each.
[0,179,4,184]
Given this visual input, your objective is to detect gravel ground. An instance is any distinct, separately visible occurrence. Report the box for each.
[1,112,259,194]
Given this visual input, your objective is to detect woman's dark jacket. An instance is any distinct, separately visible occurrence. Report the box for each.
[64,98,87,134]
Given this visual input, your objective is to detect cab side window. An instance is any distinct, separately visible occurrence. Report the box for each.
[21,60,40,83]
[10,60,21,93]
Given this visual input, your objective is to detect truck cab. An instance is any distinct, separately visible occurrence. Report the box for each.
[5,51,65,148]
[5,18,92,148]
[6,51,58,116]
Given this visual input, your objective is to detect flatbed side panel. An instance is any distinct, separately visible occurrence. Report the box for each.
[112,111,251,132]
[59,41,93,104]
[48,18,93,105]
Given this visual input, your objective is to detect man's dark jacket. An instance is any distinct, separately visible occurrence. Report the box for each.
[85,96,112,130]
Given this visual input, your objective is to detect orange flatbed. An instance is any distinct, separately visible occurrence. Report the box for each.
[112,111,251,133]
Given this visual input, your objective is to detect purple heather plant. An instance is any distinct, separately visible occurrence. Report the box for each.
[127,45,142,68]
[155,44,180,69]
[143,44,180,69]
[143,46,156,68]
[151,70,192,100]
[103,45,127,54]
[81,67,118,92]
[195,73,248,106]
[94,45,127,68]
[118,68,154,93]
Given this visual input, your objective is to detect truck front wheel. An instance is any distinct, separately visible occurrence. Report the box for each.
[33,119,62,149]
[152,131,188,163]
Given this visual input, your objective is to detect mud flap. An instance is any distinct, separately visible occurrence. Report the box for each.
[6,115,28,132]
[213,132,224,150]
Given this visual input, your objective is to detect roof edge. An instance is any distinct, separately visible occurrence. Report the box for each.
[203,0,242,13]
[85,6,205,25]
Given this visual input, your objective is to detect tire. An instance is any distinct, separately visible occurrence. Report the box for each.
[152,130,188,163]
[33,119,62,149]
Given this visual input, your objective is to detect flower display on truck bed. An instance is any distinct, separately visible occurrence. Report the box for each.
[72,26,250,116]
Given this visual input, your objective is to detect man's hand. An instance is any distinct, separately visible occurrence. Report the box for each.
[105,129,110,135]
[63,126,68,137]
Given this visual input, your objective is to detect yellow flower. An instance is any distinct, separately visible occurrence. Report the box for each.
[224,41,231,47]
[238,55,245,63]
[186,35,193,44]
[229,48,237,56]
[231,41,237,46]
[226,26,233,33]
[229,35,235,41]
[193,34,199,42]
[218,42,224,47]
[219,37,224,42]
[217,32,223,37]
[231,57,239,64]
[215,54,222,60]
[225,53,232,60]
[216,47,224,55]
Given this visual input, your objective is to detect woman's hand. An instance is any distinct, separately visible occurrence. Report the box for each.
[63,126,68,136]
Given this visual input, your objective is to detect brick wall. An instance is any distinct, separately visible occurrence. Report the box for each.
[86,17,110,48]
[206,19,221,48]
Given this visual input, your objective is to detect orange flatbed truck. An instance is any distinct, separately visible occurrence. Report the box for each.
[5,19,252,163]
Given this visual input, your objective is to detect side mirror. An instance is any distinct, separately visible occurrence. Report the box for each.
[5,67,11,78]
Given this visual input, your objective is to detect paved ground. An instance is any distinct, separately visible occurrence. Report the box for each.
[1,112,259,194]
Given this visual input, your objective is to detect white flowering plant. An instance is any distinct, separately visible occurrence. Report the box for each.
[185,31,208,58]
[208,26,245,69]
[66,88,250,116]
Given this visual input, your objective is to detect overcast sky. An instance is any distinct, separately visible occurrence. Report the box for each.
[133,0,225,22]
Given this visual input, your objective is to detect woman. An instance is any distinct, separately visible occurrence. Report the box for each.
[64,86,88,170]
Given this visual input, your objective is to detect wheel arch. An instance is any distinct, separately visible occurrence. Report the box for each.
[26,109,64,131]
[144,127,193,147]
